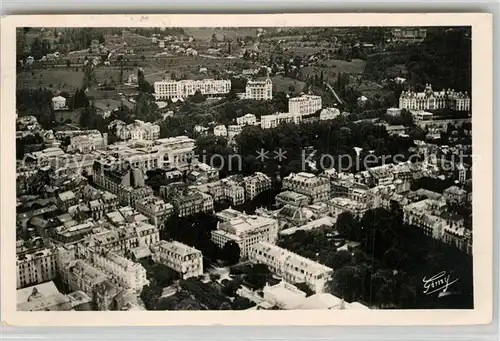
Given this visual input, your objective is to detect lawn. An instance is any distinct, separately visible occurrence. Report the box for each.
[299,58,366,84]
[271,75,306,94]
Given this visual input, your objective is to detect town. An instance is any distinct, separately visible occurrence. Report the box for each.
[15,26,473,312]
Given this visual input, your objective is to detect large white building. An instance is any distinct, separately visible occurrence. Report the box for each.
[134,195,174,228]
[245,77,273,100]
[111,120,161,141]
[17,248,57,289]
[248,242,333,293]
[211,208,279,258]
[243,172,272,200]
[261,112,302,129]
[151,240,203,279]
[51,96,67,111]
[399,84,470,111]
[154,79,231,100]
[288,95,322,116]
[67,132,107,154]
[92,250,149,292]
[282,172,330,203]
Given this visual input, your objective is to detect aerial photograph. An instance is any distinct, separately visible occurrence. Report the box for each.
[15,26,473,312]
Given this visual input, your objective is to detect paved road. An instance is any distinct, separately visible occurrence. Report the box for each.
[324,81,344,105]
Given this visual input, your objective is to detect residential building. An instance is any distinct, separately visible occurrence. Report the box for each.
[443,186,467,204]
[275,191,310,207]
[172,190,214,217]
[243,172,272,200]
[212,208,279,258]
[403,199,450,239]
[88,192,119,220]
[17,282,78,311]
[392,27,427,41]
[367,165,395,186]
[51,96,68,111]
[248,242,333,293]
[17,248,57,289]
[288,95,322,116]
[188,162,219,183]
[213,125,227,137]
[245,77,272,100]
[59,259,109,298]
[67,132,107,154]
[57,190,78,210]
[135,195,174,228]
[92,250,149,292]
[227,125,243,140]
[151,240,203,279]
[262,281,307,310]
[329,197,369,220]
[399,84,470,111]
[282,172,330,203]
[153,79,231,100]
[54,221,94,244]
[236,113,257,126]
[261,112,302,129]
[92,160,154,207]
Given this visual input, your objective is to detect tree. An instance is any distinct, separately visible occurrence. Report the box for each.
[329,250,354,270]
[140,55,146,62]
[190,90,206,103]
[221,241,241,265]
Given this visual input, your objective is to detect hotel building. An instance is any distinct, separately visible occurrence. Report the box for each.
[17,248,57,289]
[236,113,257,126]
[154,79,231,100]
[261,112,302,129]
[243,172,272,200]
[248,242,334,293]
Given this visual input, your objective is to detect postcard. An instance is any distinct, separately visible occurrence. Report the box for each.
[0,13,493,326]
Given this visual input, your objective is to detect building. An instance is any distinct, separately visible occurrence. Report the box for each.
[115,121,161,141]
[54,221,94,244]
[211,208,279,258]
[243,172,272,200]
[236,113,257,126]
[443,186,467,204]
[134,195,174,228]
[248,242,333,293]
[386,107,402,116]
[245,77,272,100]
[262,281,307,310]
[207,179,245,206]
[282,172,330,203]
[392,27,427,41]
[403,199,449,239]
[188,162,219,183]
[151,240,203,279]
[329,197,369,221]
[17,248,57,289]
[227,125,243,141]
[319,108,340,121]
[68,132,107,153]
[275,191,310,207]
[154,79,231,100]
[92,250,149,292]
[88,191,119,220]
[172,190,214,217]
[367,165,395,186]
[57,190,78,210]
[288,95,322,116]
[51,95,68,111]
[59,259,109,299]
[261,112,302,129]
[213,125,227,137]
[399,84,470,111]
[92,160,154,207]
[16,282,88,311]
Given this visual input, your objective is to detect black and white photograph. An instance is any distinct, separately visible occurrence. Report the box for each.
[1,14,493,326]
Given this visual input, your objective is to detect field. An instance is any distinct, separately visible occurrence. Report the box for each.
[300,58,366,83]
[271,75,306,94]
[17,69,84,92]
[185,28,259,41]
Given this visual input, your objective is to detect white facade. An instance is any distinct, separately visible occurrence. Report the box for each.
[154,79,231,100]
[92,251,149,292]
[245,78,273,100]
[288,95,322,116]
[248,242,333,293]
[213,125,228,137]
[386,107,402,116]
[51,96,67,111]
[243,172,272,200]
[135,196,174,228]
[211,208,279,258]
[261,112,302,129]
[116,121,160,141]
[151,240,203,279]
